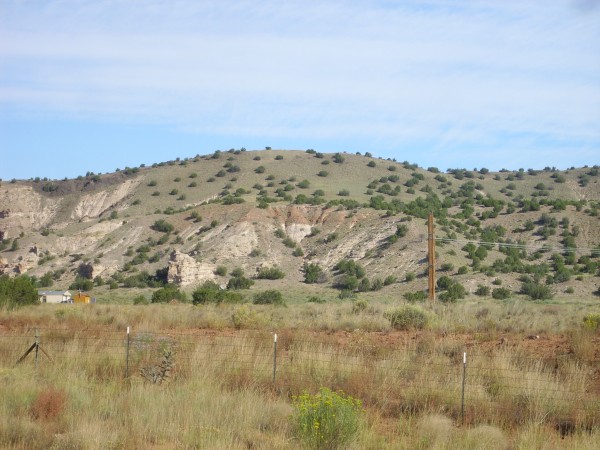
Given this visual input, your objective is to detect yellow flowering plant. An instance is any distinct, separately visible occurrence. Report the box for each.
[291,387,362,449]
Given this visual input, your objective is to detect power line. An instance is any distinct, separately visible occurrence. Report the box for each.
[436,237,598,254]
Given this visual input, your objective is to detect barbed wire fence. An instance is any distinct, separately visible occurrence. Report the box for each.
[1,328,598,430]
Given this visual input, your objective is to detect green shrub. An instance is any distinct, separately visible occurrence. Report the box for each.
[396,224,408,238]
[371,277,384,291]
[282,237,297,248]
[231,305,259,329]
[307,296,325,304]
[338,290,357,300]
[227,275,254,290]
[357,277,371,292]
[386,306,428,330]
[405,272,416,282]
[69,277,94,291]
[492,287,511,299]
[256,266,285,280]
[335,275,359,291]
[133,295,149,305]
[475,285,490,296]
[334,259,365,278]
[403,290,426,302]
[520,281,553,300]
[192,281,243,304]
[583,313,600,330]
[304,263,324,284]
[151,286,187,303]
[438,282,467,302]
[0,275,38,308]
[151,220,174,233]
[440,262,454,272]
[253,290,285,305]
[292,388,362,450]
[214,266,227,276]
[332,153,345,163]
[384,275,397,285]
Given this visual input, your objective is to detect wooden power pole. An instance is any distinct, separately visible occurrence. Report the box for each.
[428,213,436,301]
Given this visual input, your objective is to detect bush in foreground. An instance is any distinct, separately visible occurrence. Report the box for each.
[151,286,187,303]
[192,281,243,304]
[253,290,285,305]
[0,275,38,308]
[492,287,511,300]
[386,306,429,330]
[583,313,600,331]
[292,388,362,450]
[520,280,553,300]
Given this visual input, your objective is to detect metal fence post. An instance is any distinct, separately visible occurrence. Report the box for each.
[125,326,130,379]
[461,351,467,424]
[273,333,277,384]
[34,328,39,369]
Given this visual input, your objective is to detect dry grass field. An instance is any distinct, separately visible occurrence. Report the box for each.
[1,299,598,449]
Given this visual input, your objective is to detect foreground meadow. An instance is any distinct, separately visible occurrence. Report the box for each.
[0,298,599,449]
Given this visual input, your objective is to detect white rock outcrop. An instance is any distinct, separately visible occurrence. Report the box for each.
[167,250,216,286]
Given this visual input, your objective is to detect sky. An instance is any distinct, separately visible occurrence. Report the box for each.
[0,0,599,180]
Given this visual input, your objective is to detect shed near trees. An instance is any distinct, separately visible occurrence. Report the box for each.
[38,290,72,304]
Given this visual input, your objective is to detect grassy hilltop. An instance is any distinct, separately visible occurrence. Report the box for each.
[0,148,599,303]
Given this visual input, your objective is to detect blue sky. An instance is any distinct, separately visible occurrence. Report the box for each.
[1,0,599,180]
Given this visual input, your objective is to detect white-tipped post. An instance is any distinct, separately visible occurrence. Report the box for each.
[461,351,467,424]
[125,326,131,379]
[273,333,278,384]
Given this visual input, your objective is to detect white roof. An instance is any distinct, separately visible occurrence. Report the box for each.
[38,290,71,296]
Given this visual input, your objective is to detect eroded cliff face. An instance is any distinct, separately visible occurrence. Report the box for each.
[71,179,140,221]
[0,185,63,237]
[0,178,425,289]
[0,180,141,278]
[167,250,216,286]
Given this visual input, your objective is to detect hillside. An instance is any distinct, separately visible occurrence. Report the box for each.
[1,149,599,303]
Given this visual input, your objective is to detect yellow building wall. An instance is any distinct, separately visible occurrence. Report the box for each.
[73,294,91,304]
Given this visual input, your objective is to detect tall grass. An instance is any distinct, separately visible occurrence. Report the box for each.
[0,299,598,448]
[0,322,598,448]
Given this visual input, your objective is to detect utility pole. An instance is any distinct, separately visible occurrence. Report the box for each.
[428,213,436,301]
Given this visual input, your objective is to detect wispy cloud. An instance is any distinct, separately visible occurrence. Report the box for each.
[0,0,599,175]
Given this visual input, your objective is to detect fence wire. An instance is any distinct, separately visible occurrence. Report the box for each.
[1,328,598,425]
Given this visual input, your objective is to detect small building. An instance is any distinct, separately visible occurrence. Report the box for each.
[38,290,72,304]
[73,292,91,304]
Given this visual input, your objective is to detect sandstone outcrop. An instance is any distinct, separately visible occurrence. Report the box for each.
[167,250,216,286]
